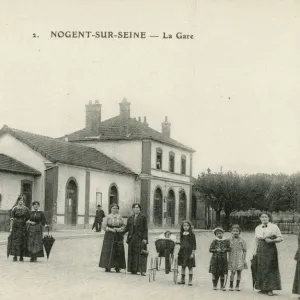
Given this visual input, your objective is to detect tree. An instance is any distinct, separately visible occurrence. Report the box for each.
[194,171,244,228]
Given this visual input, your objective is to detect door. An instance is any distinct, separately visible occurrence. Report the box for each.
[167,189,175,226]
[179,190,187,224]
[65,180,78,226]
[21,181,33,209]
[153,188,163,226]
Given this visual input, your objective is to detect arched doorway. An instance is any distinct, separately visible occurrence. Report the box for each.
[153,187,163,226]
[179,190,187,224]
[108,184,119,209]
[65,179,78,226]
[167,189,175,226]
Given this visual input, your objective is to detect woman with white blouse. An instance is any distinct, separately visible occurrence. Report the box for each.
[252,212,283,296]
[98,203,126,273]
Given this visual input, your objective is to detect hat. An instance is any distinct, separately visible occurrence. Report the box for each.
[213,227,224,235]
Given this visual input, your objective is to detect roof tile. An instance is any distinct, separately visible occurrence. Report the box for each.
[0,126,135,176]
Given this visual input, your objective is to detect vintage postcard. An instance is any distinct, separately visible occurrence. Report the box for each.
[0,0,299,299]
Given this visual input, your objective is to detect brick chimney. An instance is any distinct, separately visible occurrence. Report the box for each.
[85,100,102,135]
[119,98,131,119]
[161,116,171,138]
[143,117,149,127]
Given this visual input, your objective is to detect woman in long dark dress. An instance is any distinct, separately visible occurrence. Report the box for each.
[252,212,283,296]
[99,203,126,272]
[27,201,48,262]
[123,203,148,276]
[292,231,300,297]
[10,195,30,261]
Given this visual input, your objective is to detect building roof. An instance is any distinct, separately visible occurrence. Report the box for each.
[0,125,136,176]
[64,115,195,152]
[0,153,41,176]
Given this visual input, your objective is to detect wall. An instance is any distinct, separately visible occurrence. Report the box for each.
[74,140,142,174]
[57,164,86,225]
[0,133,47,206]
[89,168,138,218]
[0,172,36,209]
[56,164,139,227]
[150,141,191,183]
[149,178,191,228]
[44,167,59,226]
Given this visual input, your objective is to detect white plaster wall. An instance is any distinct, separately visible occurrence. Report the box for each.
[0,133,47,205]
[57,164,139,225]
[57,216,64,225]
[0,172,36,209]
[150,178,191,226]
[89,169,138,219]
[57,165,86,216]
[78,216,84,225]
[150,141,192,182]
[74,140,142,174]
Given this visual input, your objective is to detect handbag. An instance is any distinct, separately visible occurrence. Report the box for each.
[141,249,149,257]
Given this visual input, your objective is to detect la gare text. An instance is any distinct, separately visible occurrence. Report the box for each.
[50,31,194,39]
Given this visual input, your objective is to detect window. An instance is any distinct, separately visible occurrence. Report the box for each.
[181,155,186,174]
[156,148,163,170]
[169,152,175,172]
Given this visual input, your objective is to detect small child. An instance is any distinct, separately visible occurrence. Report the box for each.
[228,224,247,291]
[158,230,177,243]
[209,227,231,291]
[177,220,196,286]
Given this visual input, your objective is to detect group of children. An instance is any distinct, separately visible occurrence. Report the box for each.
[175,221,247,289]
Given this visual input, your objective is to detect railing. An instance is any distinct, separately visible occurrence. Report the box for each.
[276,222,300,234]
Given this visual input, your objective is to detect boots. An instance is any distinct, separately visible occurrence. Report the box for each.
[178,274,186,284]
[220,278,226,291]
[188,274,193,286]
[213,277,219,290]
[235,280,240,291]
[229,281,234,291]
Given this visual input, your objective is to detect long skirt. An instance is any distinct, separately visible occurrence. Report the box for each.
[292,259,300,294]
[27,224,44,257]
[127,234,147,273]
[99,231,126,270]
[11,219,29,257]
[254,240,282,291]
[209,253,228,277]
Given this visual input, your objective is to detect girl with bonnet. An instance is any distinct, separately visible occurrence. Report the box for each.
[209,227,231,291]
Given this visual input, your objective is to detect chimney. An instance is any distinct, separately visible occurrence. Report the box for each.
[85,100,102,135]
[161,116,171,138]
[143,116,149,126]
[119,97,131,119]
[138,117,141,122]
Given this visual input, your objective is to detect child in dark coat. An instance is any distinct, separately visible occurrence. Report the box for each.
[209,227,231,291]
[177,220,196,286]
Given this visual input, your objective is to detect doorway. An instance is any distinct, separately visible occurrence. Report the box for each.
[153,187,163,226]
[65,179,78,226]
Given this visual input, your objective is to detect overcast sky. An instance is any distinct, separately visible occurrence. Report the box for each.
[0,0,300,176]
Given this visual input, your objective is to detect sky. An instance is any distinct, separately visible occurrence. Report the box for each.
[0,0,300,177]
